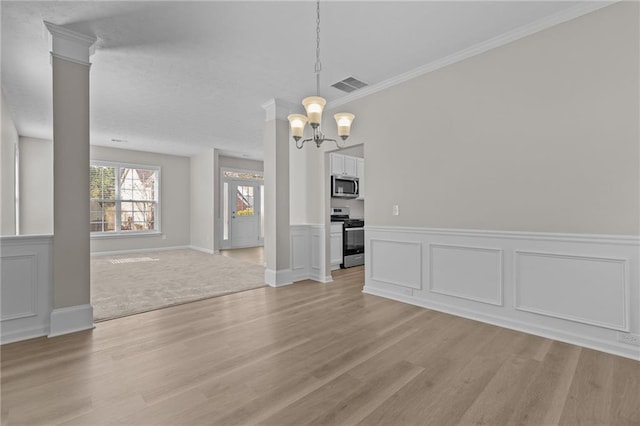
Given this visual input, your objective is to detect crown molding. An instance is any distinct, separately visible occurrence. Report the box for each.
[44,21,97,65]
[328,1,617,110]
[261,98,298,122]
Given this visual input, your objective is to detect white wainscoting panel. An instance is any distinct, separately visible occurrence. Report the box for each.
[310,225,330,282]
[290,226,310,283]
[364,226,640,360]
[291,234,308,270]
[515,251,628,331]
[370,239,421,289]
[429,244,503,306]
[289,225,330,283]
[1,255,37,320]
[311,234,321,270]
[1,235,53,344]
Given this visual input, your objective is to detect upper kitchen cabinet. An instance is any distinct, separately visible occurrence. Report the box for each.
[356,158,365,200]
[330,153,357,177]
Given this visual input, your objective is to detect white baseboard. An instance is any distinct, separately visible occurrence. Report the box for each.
[265,269,294,287]
[310,272,334,283]
[364,286,639,361]
[1,325,48,345]
[220,243,264,250]
[49,304,95,337]
[365,226,640,361]
[189,245,218,255]
[90,245,191,257]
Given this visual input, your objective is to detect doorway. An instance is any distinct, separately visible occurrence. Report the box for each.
[221,169,264,249]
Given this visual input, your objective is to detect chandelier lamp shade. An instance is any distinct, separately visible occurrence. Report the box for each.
[288,1,355,149]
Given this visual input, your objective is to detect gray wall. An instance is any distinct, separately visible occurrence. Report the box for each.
[304,2,639,235]
[218,155,263,172]
[1,89,18,235]
[289,136,308,225]
[90,146,191,253]
[19,137,53,235]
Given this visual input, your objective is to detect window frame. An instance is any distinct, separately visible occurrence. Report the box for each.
[90,160,161,238]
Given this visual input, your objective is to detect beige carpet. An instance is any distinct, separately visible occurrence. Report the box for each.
[91,249,266,321]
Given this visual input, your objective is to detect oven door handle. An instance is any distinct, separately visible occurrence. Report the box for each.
[345,227,365,232]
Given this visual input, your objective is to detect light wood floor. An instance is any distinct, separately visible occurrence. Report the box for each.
[2,266,639,425]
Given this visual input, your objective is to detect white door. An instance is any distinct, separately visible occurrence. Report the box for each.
[227,182,262,248]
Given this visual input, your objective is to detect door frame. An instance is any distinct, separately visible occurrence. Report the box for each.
[220,167,264,250]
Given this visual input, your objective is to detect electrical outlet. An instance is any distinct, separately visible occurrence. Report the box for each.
[392,205,399,216]
[618,332,640,346]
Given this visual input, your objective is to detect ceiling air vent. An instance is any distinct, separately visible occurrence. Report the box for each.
[331,76,368,93]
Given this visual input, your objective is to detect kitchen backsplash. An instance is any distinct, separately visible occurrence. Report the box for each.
[331,198,364,219]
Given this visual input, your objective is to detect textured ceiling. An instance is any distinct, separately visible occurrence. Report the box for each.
[2,1,590,159]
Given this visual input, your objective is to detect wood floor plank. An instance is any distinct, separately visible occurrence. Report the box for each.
[456,352,541,425]
[303,360,425,426]
[105,388,208,426]
[2,265,639,426]
[258,369,364,425]
[209,327,421,425]
[506,340,582,425]
[558,348,617,425]
[58,394,147,426]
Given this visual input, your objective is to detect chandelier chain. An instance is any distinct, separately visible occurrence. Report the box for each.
[315,0,322,95]
[289,0,352,150]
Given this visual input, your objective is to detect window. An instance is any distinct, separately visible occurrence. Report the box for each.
[223,170,263,180]
[90,162,160,235]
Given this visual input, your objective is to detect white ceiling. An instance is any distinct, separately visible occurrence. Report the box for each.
[2,1,593,160]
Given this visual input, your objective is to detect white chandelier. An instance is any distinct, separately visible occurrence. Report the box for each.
[288,1,355,149]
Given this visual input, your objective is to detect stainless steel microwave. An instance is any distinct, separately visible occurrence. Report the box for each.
[332,175,359,198]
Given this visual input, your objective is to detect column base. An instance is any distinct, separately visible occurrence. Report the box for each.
[49,304,95,337]
[265,269,294,287]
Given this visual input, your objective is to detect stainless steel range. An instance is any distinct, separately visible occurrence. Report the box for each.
[342,218,364,268]
[330,207,364,268]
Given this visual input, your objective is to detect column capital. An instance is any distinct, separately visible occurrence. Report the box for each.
[44,21,96,66]
[261,98,298,122]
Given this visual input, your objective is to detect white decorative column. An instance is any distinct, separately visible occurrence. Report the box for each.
[44,22,96,336]
[262,99,294,287]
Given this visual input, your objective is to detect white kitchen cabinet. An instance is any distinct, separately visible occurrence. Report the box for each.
[330,153,344,176]
[330,153,357,177]
[356,158,365,200]
[343,156,357,177]
[330,223,343,270]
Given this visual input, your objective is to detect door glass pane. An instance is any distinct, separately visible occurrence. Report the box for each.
[236,185,254,216]
[223,182,229,240]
